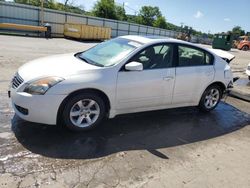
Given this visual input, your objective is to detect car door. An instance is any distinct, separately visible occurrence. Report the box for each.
[172,44,215,104]
[116,43,175,110]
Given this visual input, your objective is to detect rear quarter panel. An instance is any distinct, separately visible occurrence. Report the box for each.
[213,55,233,88]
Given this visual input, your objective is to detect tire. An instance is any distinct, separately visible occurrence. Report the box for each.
[248,76,250,81]
[242,45,249,51]
[198,85,222,112]
[62,92,106,131]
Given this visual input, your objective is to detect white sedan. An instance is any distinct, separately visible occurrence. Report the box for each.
[10,35,234,131]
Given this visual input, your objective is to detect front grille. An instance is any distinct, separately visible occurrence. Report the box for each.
[12,73,24,89]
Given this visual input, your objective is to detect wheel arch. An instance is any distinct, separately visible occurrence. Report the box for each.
[198,81,226,111]
[207,81,226,92]
[241,44,250,50]
[199,81,226,103]
[56,88,111,125]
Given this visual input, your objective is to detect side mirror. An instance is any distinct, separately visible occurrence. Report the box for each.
[125,61,143,71]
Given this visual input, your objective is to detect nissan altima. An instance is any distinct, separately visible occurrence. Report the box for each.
[10,35,234,131]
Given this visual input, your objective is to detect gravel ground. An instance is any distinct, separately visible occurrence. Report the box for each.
[0,35,250,188]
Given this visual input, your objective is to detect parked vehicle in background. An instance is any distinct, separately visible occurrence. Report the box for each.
[177,32,191,42]
[246,63,250,80]
[10,36,234,131]
[237,36,250,51]
[212,33,233,51]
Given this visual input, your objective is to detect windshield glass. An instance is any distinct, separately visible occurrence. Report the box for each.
[78,38,141,67]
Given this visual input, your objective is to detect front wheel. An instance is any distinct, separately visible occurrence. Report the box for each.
[199,85,222,112]
[62,93,106,131]
[242,45,249,51]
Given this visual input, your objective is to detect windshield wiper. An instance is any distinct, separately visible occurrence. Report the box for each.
[77,54,104,67]
[88,61,104,67]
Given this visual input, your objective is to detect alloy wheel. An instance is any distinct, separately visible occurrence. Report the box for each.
[69,99,100,128]
[204,88,220,109]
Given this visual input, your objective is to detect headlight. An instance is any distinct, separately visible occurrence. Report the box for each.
[24,77,64,95]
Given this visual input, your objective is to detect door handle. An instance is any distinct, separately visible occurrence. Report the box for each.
[163,76,174,81]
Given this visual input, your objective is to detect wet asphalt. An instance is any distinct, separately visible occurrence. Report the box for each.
[0,92,250,187]
[9,102,250,159]
[1,90,249,169]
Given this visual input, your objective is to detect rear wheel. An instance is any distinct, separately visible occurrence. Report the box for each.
[242,45,249,51]
[199,85,222,112]
[248,76,250,80]
[62,93,106,131]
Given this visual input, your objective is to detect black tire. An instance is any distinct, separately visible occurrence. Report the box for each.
[248,76,250,81]
[242,45,249,51]
[198,85,222,112]
[62,92,106,131]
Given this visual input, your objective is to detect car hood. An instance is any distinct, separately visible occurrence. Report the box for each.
[18,53,99,81]
[209,49,235,63]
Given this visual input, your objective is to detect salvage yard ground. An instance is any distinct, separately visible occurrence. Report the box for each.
[0,35,250,188]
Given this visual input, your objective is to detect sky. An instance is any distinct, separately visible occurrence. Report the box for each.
[58,0,250,34]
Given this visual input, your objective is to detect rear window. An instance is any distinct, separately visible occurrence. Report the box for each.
[178,45,213,67]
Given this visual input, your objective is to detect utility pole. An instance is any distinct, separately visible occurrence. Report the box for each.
[41,0,44,25]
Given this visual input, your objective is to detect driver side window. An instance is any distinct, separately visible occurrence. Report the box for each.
[130,44,173,70]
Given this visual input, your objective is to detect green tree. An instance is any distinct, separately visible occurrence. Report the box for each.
[115,5,127,21]
[137,6,162,26]
[232,26,245,39]
[92,0,117,19]
[165,22,180,31]
[126,14,137,23]
[14,0,84,14]
[67,5,85,14]
[14,0,40,6]
[153,16,167,29]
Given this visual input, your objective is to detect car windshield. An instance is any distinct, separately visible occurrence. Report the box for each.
[78,38,141,67]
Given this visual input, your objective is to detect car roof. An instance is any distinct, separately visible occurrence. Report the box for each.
[120,35,185,44]
[120,35,208,51]
[120,35,235,61]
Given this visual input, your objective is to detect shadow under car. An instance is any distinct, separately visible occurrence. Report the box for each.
[12,102,250,160]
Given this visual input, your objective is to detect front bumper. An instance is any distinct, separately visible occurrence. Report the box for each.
[10,88,67,125]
